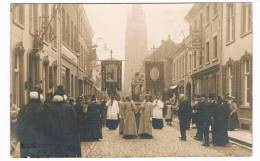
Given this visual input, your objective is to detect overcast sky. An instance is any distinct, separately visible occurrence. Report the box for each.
[84,4,193,60]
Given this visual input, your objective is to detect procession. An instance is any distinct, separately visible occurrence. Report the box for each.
[10,3,252,158]
[13,84,242,157]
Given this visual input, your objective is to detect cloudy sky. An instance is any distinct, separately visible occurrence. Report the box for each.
[84,4,193,60]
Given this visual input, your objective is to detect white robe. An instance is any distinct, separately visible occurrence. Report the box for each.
[152,100,164,119]
[106,100,119,120]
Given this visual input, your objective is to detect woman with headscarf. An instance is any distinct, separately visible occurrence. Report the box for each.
[123,96,138,139]
[16,87,44,157]
[138,94,153,139]
[106,95,119,130]
[152,95,164,129]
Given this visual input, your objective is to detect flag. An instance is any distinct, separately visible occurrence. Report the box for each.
[145,61,164,95]
[101,60,122,92]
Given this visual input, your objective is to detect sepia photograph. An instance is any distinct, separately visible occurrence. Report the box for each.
[8,1,254,158]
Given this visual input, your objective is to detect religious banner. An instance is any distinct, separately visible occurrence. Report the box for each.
[145,61,164,95]
[101,60,122,93]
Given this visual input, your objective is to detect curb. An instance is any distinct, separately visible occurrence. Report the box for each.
[228,136,252,148]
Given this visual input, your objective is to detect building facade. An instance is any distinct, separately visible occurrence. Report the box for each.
[171,37,192,103]
[221,3,252,130]
[11,4,97,109]
[185,3,223,98]
[184,3,252,130]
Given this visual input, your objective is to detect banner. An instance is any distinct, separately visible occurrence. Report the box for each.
[145,61,164,95]
[101,60,122,93]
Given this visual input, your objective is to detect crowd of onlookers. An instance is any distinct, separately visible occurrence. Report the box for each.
[11,84,240,157]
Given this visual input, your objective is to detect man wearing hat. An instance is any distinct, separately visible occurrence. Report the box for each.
[178,94,191,141]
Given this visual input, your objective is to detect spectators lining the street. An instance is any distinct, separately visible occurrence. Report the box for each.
[15,85,236,158]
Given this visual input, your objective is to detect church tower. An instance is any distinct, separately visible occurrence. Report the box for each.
[124,4,147,93]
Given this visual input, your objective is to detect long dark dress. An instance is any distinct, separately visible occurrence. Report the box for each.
[16,100,45,158]
[81,102,103,141]
[41,98,81,157]
[74,102,84,139]
[212,102,230,146]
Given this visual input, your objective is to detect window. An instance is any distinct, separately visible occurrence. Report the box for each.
[12,4,25,27]
[193,51,197,68]
[176,60,179,79]
[199,51,202,65]
[241,3,252,35]
[182,56,185,76]
[179,58,181,77]
[226,3,235,43]
[62,8,65,43]
[206,41,210,62]
[49,66,53,89]
[42,4,49,42]
[173,62,175,80]
[190,54,192,72]
[66,15,70,46]
[74,25,77,51]
[194,20,197,31]
[206,5,210,23]
[199,13,203,30]
[213,3,218,16]
[213,36,218,58]
[228,66,232,96]
[51,5,57,49]
[71,21,73,49]
[244,59,250,105]
[175,60,178,80]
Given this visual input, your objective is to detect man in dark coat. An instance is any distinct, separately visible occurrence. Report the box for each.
[42,85,81,157]
[83,95,103,141]
[16,88,45,158]
[194,95,204,141]
[178,94,191,141]
[200,96,212,147]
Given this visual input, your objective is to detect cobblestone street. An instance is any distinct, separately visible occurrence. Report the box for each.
[81,123,252,157]
[11,122,252,158]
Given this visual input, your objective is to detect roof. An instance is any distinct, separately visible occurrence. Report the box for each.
[146,36,178,61]
[185,4,203,22]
